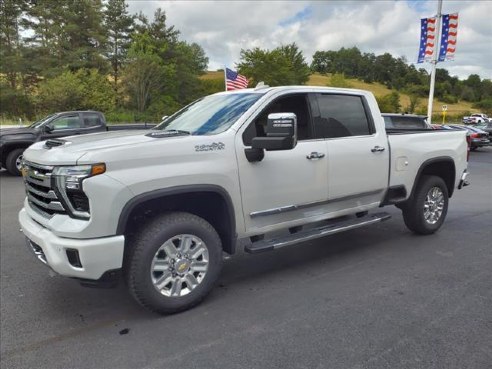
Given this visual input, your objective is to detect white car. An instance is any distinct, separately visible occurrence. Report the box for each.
[19,86,469,314]
[463,113,491,124]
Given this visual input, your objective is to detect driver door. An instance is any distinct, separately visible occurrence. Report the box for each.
[44,114,83,139]
[235,93,329,234]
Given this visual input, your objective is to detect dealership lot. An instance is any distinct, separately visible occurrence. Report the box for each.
[1,148,491,369]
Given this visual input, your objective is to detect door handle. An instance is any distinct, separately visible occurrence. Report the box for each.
[371,146,385,153]
[306,152,325,160]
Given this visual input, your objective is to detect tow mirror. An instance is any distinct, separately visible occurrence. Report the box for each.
[251,113,297,151]
[44,123,54,133]
[246,113,297,162]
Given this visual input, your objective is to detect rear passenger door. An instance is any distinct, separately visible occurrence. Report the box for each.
[313,93,389,207]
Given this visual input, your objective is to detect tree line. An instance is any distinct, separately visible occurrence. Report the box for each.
[1,0,491,123]
[0,0,217,122]
[311,47,492,110]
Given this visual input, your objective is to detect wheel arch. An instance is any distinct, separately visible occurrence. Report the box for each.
[117,185,237,255]
[1,142,31,164]
[410,157,456,199]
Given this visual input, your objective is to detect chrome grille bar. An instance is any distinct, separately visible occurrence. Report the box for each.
[27,193,65,211]
[23,161,67,217]
[25,183,57,199]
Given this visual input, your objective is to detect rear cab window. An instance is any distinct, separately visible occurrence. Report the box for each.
[384,115,427,129]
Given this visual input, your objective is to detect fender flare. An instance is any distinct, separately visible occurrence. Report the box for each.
[409,156,456,199]
[116,184,237,253]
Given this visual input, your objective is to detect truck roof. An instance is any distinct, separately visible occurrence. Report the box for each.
[214,85,371,96]
[54,110,103,115]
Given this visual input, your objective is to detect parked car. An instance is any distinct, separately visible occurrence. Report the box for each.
[473,121,492,136]
[447,124,490,150]
[0,111,156,175]
[382,113,430,129]
[462,113,491,124]
[19,86,469,314]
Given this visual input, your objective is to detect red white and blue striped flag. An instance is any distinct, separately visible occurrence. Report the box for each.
[225,68,248,91]
[417,17,437,63]
[439,13,459,62]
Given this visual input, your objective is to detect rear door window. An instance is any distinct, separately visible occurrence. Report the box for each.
[83,113,103,128]
[314,94,372,138]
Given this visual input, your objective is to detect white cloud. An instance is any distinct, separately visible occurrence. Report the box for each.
[126,0,492,79]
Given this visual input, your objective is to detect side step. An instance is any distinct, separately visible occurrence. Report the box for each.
[245,212,391,254]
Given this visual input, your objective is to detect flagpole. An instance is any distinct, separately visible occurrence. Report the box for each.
[224,65,227,91]
[427,0,443,124]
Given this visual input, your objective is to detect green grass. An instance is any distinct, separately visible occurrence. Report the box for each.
[0,118,30,126]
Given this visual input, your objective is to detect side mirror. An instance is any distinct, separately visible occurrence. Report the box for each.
[44,123,54,133]
[161,115,168,122]
[251,113,297,151]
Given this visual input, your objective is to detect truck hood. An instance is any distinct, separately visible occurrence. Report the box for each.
[55,130,155,151]
[0,126,37,136]
[22,130,191,165]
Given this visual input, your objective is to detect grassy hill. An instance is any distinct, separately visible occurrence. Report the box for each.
[202,71,475,118]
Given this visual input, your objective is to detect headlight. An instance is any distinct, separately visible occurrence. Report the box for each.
[52,163,106,219]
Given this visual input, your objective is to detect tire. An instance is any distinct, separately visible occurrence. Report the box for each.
[402,175,449,235]
[470,147,477,151]
[126,212,223,314]
[5,148,25,176]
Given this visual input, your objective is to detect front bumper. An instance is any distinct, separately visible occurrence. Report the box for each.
[470,138,490,147]
[19,208,125,280]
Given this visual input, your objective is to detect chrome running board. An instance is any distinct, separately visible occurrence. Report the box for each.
[245,212,391,254]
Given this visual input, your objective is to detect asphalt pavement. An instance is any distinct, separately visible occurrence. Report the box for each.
[1,148,491,369]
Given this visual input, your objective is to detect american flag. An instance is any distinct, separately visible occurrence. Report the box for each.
[417,17,437,63]
[439,13,459,62]
[225,68,248,91]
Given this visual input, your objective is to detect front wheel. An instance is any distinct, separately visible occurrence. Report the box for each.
[5,148,25,176]
[402,175,449,235]
[126,212,223,314]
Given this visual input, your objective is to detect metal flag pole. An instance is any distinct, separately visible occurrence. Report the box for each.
[427,0,443,124]
[224,66,227,91]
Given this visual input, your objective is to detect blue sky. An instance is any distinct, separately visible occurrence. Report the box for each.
[279,6,313,27]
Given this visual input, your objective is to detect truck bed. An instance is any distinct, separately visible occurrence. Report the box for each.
[387,129,468,194]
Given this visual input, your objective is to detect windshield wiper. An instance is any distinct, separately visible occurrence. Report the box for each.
[161,129,192,135]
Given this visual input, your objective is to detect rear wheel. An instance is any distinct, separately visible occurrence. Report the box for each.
[402,175,449,235]
[5,148,25,176]
[126,212,223,314]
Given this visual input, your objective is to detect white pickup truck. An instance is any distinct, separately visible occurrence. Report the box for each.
[19,86,469,314]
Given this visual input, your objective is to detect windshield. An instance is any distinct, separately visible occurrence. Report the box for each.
[155,93,263,135]
[29,114,56,128]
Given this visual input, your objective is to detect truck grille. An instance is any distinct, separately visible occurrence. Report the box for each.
[23,161,66,217]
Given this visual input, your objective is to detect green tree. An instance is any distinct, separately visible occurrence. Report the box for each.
[0,0,27,89]
[104,0,134,101]
[23,0,107,77]
[122,8,208,115]
[376,92,401,113]
[123,31,170,113]
[36,69,115,113]
[36,71,86,112]
[329,73,352,88]
[238,43,310,86]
